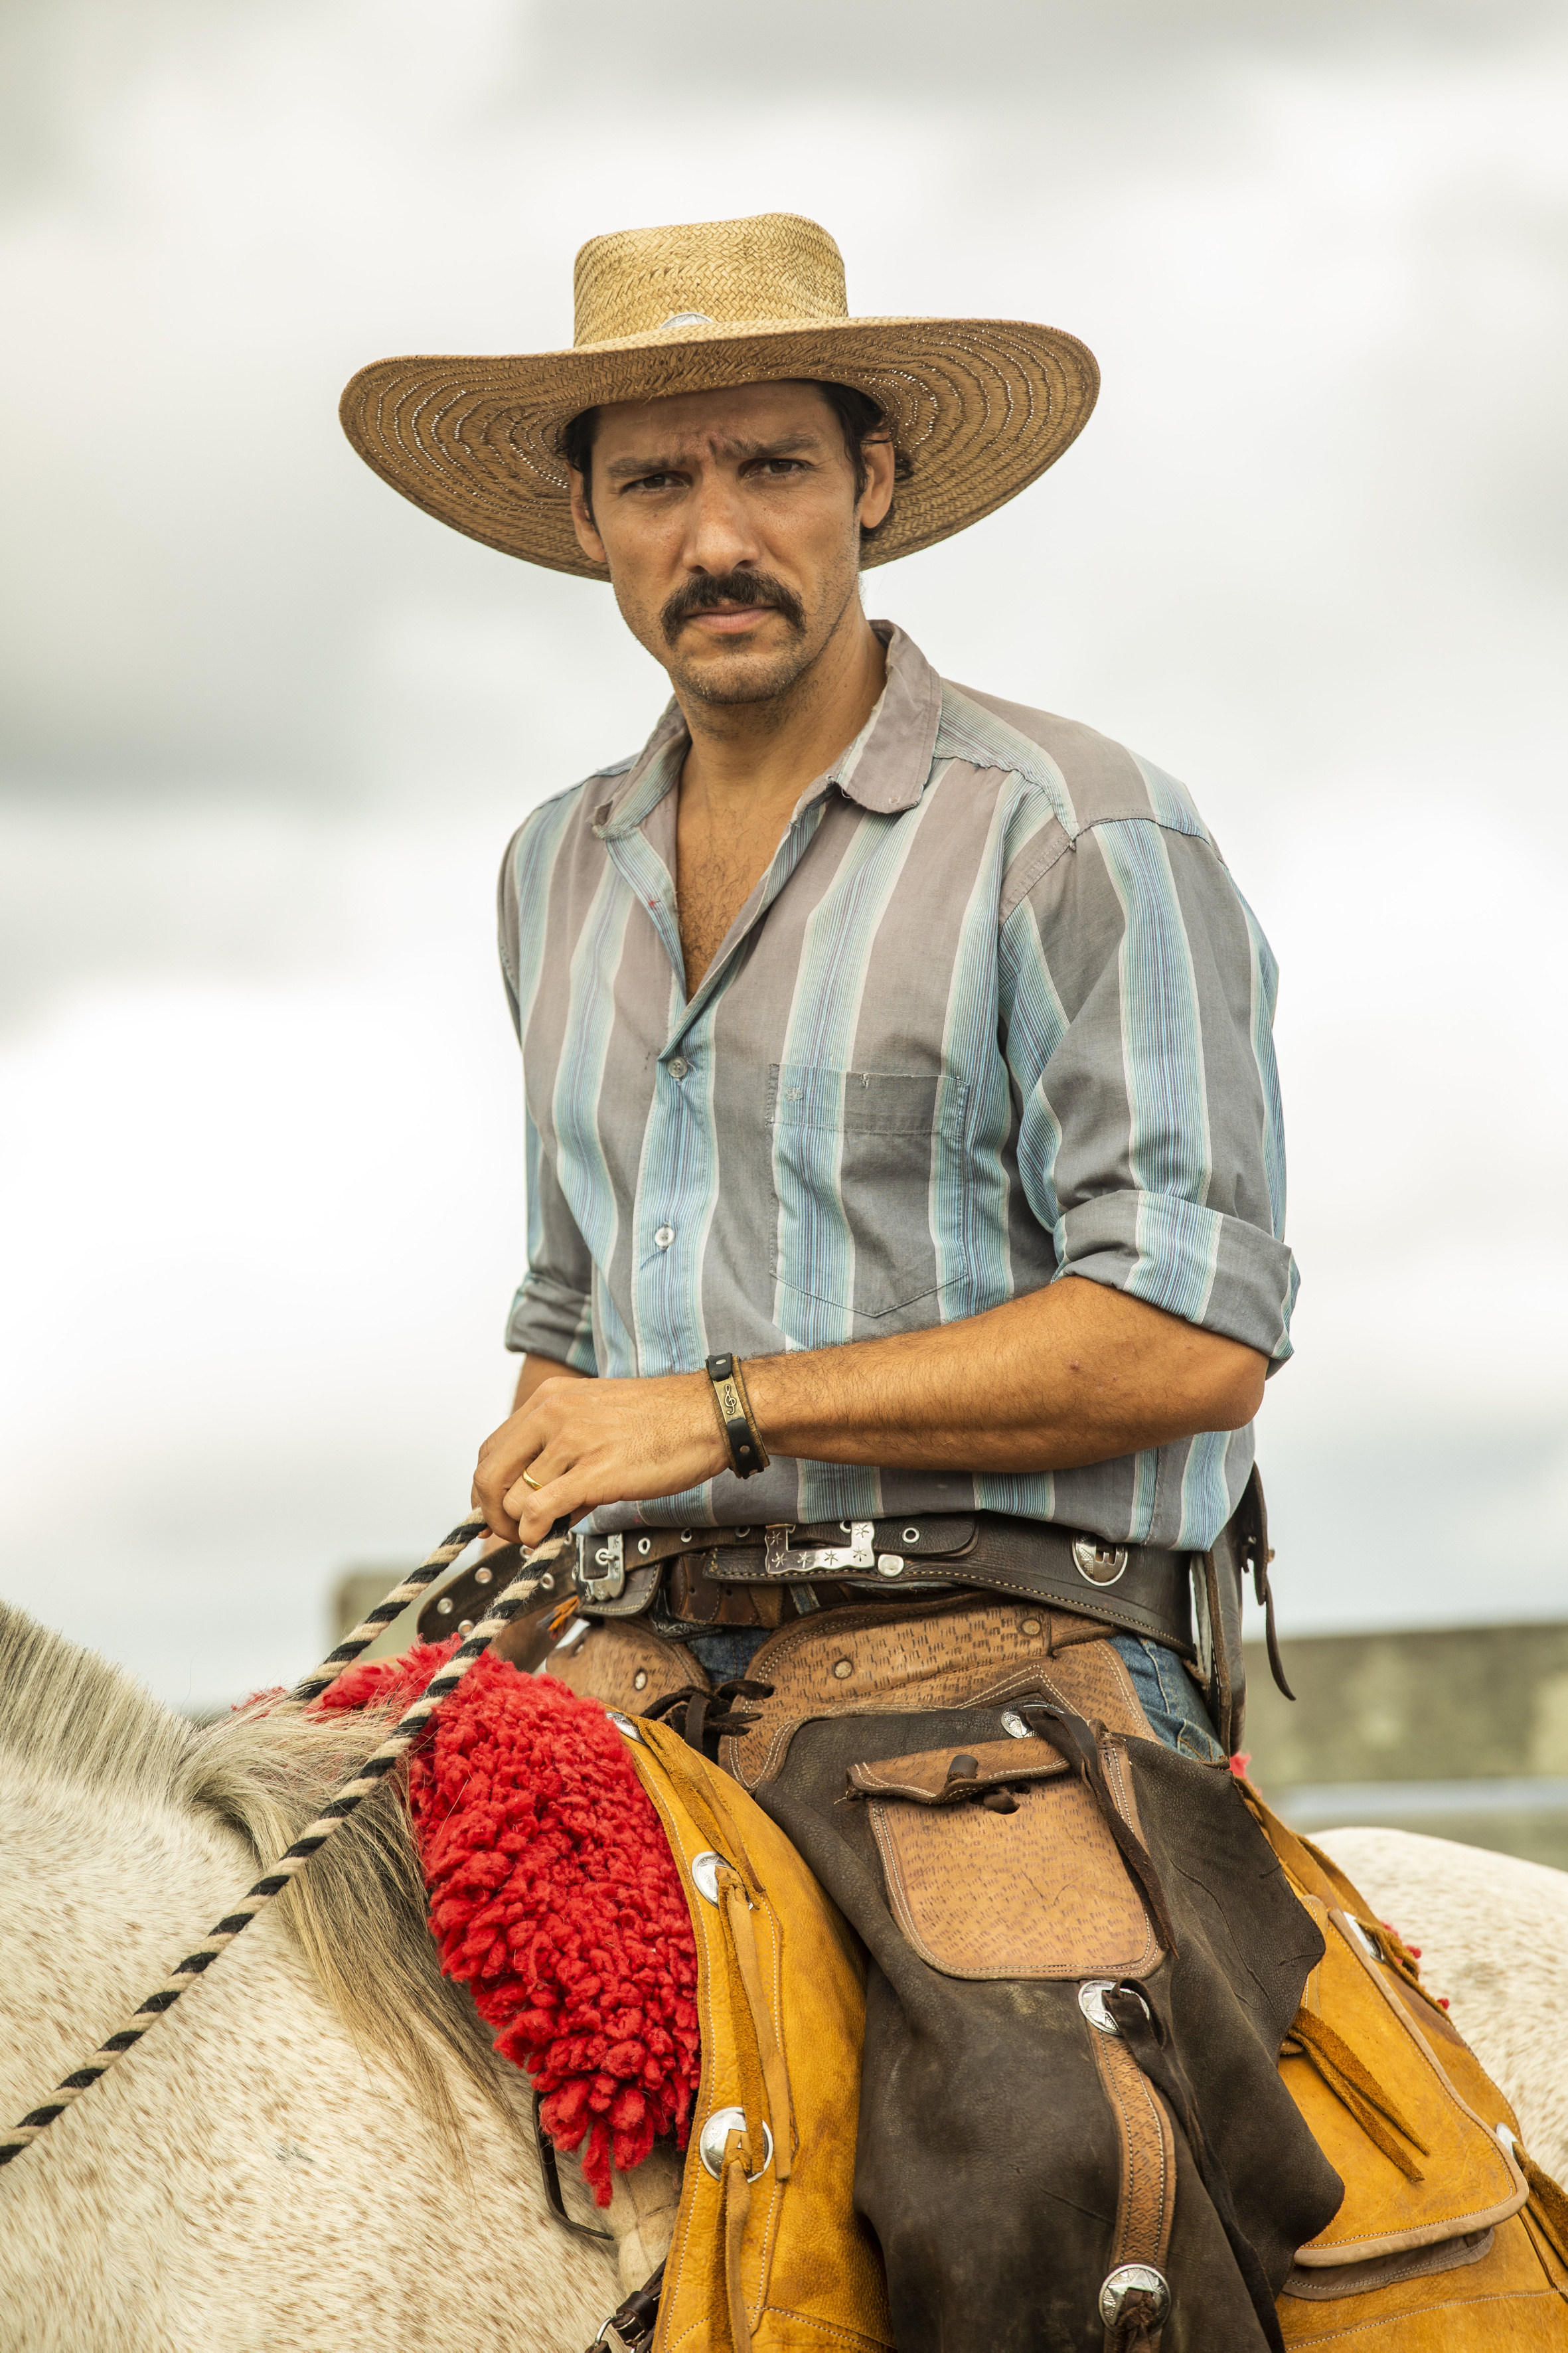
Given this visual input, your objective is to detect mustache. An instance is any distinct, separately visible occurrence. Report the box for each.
[660,568,807,647]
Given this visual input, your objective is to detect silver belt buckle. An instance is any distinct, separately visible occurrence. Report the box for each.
[574,1531,626,1603]
[763,1522,905,1580]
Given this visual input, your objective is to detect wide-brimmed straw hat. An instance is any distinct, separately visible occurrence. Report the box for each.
[340,212,1098,580]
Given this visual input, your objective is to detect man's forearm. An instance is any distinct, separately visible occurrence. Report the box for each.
[744,1277,1264,1473]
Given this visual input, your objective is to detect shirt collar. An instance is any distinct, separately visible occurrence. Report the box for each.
[590,621,945,839]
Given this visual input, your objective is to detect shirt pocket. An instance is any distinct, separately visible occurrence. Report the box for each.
[767,1063,969,1331]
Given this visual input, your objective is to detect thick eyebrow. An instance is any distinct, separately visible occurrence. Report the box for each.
[602,430,826,482]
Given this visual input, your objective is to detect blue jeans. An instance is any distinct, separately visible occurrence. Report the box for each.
[684,1625,776,1682]
[1111,1634,1228,1763]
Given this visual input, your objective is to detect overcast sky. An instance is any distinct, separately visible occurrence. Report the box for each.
[3,0,1565,1707]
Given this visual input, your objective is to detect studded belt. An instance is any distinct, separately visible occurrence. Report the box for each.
[569,1510,1196,1658]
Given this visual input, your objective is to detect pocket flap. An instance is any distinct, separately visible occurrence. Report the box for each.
[849,1740,1069,1805]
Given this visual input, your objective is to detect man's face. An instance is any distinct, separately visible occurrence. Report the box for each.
[568,380,895,708]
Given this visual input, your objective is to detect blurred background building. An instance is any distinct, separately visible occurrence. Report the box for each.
[1245,1629,1568,1870]
[3,1,1565,1756]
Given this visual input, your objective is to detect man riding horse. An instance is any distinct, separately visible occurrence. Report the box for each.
[339,214,1563,2351]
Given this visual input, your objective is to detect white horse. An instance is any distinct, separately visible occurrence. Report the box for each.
[1,1601,1565,2348]
[0,1602,679,2353]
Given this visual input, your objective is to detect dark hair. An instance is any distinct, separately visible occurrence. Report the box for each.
[560,380,910,538]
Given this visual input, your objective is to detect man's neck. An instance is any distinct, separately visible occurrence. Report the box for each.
[673,609,887,823]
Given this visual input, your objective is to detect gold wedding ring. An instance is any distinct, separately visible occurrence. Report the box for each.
[520,1469,543,1492]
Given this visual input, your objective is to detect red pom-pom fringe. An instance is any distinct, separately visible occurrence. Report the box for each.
[323,1647,700,2204]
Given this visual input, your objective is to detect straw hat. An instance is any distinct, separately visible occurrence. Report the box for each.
[340,212,1099,580]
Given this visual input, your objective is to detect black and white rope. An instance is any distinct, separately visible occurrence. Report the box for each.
[0,1526,568,2168]
[285,1508,488,1706]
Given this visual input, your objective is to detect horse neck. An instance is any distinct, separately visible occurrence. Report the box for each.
[0,1755,254,2085]
[0,1749,618,2350]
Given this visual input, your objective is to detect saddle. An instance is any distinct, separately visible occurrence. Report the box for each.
[333,1617,1568,2349]
[1248,1791,1568,2348]
[614,1714,895,2353]
[551,1605,1568,2350]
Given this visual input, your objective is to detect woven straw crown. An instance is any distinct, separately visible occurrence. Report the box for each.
[572,214,848,344]
[341,212,1099,579]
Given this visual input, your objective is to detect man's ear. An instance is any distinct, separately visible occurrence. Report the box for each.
[858,434,896,533]
[568,469,607,568]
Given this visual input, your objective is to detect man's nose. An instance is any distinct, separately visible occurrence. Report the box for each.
[678,469,762,579]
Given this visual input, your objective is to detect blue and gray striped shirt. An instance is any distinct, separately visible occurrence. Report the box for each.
[499,623,1294,1550]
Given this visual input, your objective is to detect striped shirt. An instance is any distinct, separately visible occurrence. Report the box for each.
[499,623,1294,1552]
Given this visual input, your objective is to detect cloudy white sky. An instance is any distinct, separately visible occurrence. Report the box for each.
[3,0,1565,1708]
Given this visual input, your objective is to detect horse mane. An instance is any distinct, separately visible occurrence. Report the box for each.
[0,1601,525,2158]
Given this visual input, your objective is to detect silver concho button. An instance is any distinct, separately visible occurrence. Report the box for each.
[1078,1979,1122,2036]
[1078,1979,1152,2036]
[698,2109,773,2180]
[690,1850,730,1905]
[1073,1538,1129,1587]
[1098,2265,1171,2328]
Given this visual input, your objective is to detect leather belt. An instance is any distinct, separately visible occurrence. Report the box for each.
[570,1511,1196,1658]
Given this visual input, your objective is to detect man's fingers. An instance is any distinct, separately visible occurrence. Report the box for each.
[497,1436,570,1523]
[475,1427,562,1540]
[509,1463,592,1549]
[474,1465,525,1544]
[503,1457,574,1526]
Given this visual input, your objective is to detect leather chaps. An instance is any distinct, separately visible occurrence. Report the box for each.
[757,1702,1344,2353]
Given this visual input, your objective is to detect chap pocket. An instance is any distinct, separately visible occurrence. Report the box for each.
[768,1064,968,1327]
[863,1738,1163,1982]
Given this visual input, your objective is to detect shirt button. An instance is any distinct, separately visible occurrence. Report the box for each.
[668,1056,689,1080]
[654,1226,675,1250]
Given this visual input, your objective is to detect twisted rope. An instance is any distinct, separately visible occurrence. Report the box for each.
[0,1520,570,2168]
[287,1508,487,1706]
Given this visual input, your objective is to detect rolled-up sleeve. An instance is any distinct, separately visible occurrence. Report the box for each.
[1000,815,1297,1364]
[503,1105,599,1369]
[497,817,598,1372]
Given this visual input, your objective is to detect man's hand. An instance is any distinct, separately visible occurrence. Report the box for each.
[473,1369,728,1547]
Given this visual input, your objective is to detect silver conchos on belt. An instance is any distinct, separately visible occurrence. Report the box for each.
[764,1522,905,1580]
[1073,1538,1129,1587]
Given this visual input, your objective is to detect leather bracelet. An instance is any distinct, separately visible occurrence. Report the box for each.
[704,1352,770,1480]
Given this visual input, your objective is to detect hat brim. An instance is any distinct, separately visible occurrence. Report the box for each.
[339,315,1098,578]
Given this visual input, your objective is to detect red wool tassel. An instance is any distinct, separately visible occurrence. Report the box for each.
[321,1646,701,2204]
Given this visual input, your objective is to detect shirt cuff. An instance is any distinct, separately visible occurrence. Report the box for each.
[1052,1191,1298,1364]
[504,1273,598,1372]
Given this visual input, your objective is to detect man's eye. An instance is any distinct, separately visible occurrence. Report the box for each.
[623,471,678,494]
[757,458,805,478]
